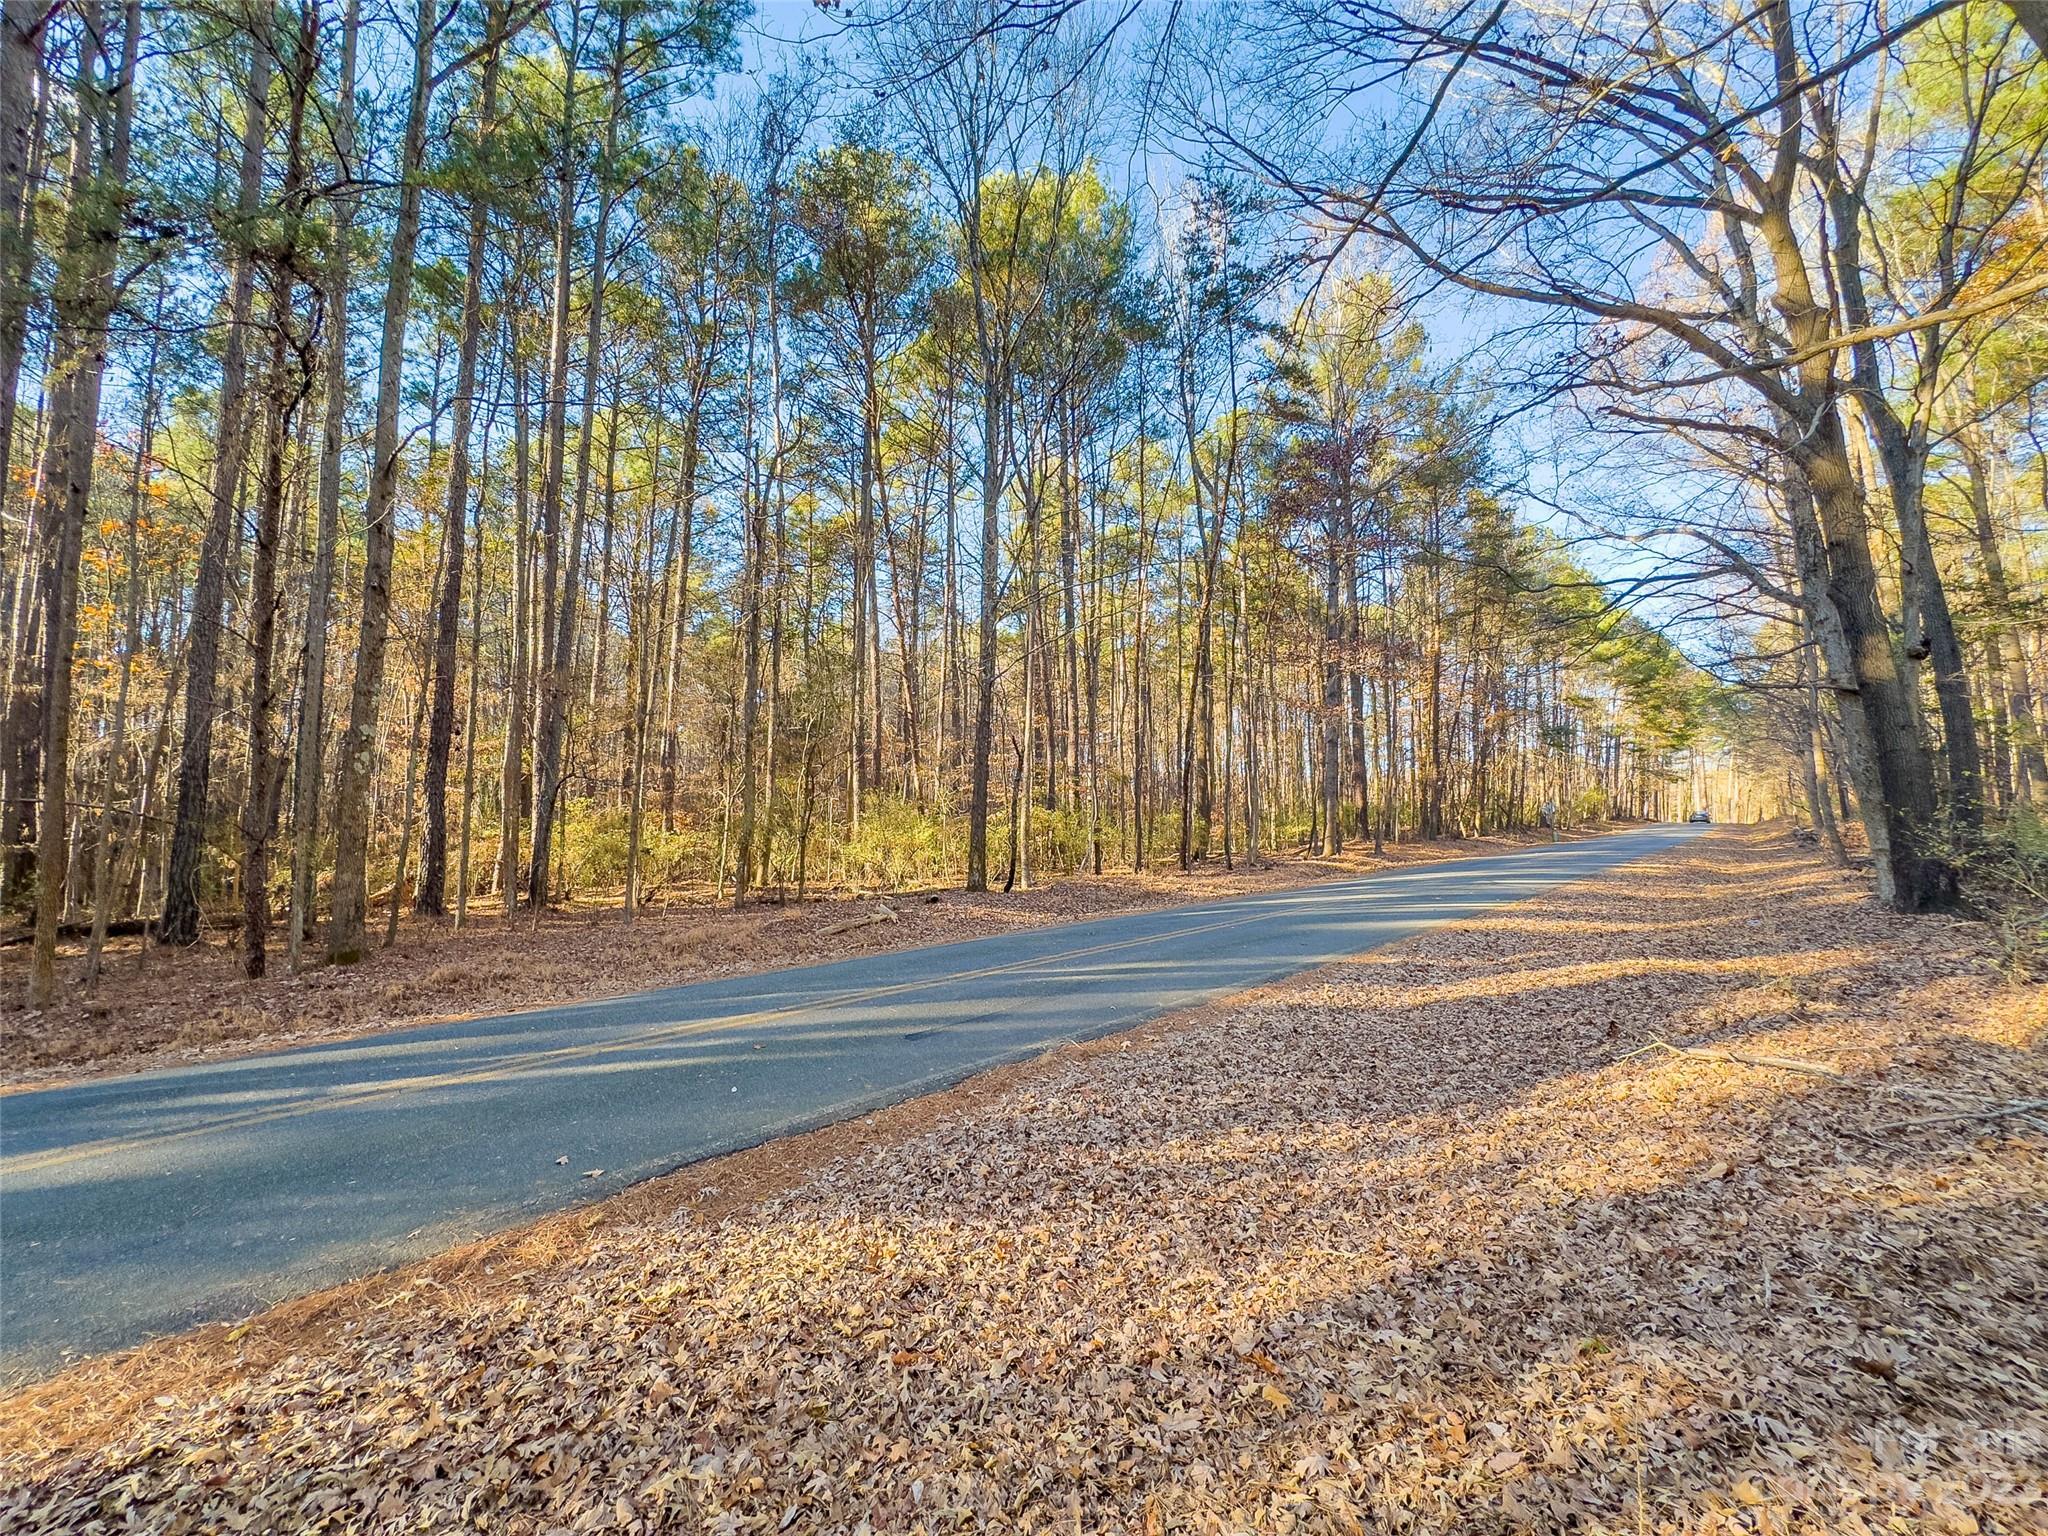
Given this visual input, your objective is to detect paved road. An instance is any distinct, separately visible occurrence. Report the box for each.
[1,824,1701,1378]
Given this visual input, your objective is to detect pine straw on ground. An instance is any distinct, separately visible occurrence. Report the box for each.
[0,824,1617,1089]
[3,828,2044,1534]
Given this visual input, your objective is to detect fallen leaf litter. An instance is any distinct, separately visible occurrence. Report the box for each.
[2,828,2042,1534]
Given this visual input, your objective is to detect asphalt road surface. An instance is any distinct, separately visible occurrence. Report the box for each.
[1,823,1702,1379]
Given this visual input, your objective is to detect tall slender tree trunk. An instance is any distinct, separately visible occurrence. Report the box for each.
[966,287,1003,892]
[1875,412,1979,824]
[1178,486,1228,870]
[499,350,532,912]
[525,66,576,909]
[28,0,136,1004]
[162,21,268,948]
[735,107,793,906]
[1131,375,1148,872]
[1378,531,1399,849]
[1017,477,1040,891]
[1319,531,1343,857]
[0,6,46,890]
[588,418,617,714]
[1083,430,1104,872]
[938,375,962,796]
[734,399,765,903]
[240,0,315,979]
[625,438,678,921]
[289,0,357,972]
[851,382,874,827]
[128,633,183,923]
[455,456,486,929]
[1821,162,1983,828]
[0,0,43,547]
[384,664,430,947]
[1800,631,1849,865]
[1344,508,1371,842]
[1059,415,1083,832]
[420,16,503,917]
[240,329,293,977]
[83,293,161,991]
[532,5,620,909]
[734,315,775,904]
[327,0,441,961]
[660,404,702,833]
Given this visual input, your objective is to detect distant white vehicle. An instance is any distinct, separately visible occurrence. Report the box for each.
[1688,810,1711,824]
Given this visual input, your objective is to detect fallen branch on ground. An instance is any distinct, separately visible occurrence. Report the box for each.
[1625,1038,1847,1080]
[1631,1041,2047,1133]
[823,904,900,937]
[1872,1099,2048,1133]
[1,915,241,948]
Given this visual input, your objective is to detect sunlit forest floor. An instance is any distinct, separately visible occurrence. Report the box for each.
[4,827,2043,1532]
[1,822,1629,1089]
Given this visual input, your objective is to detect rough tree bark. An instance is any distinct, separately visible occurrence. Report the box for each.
[1753,3,1952,909]
[419,11,504,917]
[288,0,357,972]
[83,292,162,992]
[526,0,593,909]
[0,1,43,568]
[239,1,316,978]
[498,350,532,913]
[160,18,268,948]
[28,0,138,1004]
[327,0,439,962]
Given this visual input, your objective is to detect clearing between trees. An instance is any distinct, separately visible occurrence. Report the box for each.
[3,827,2041,1533]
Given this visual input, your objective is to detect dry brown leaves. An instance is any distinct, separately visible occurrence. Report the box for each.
[3,828,2044,1534]
[0,824,1613,1089]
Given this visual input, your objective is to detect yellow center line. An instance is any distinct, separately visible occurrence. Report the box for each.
[4,903,1294,1178]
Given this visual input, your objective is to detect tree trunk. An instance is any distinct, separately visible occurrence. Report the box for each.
[81,289,161,990]
[455,463,486,929]
[28,0,136,1003]
[384,667,430,948]
[499,350,532,913]
[240,327,292,978]
[1817,160,1984,827]
[419,17,503,918]
[1799,630,1849,865]
[2007,1,2048,55]
[1754,2,1953,911]
[532,5,621,910]
[965,302,1003,893]
[1319,533,1343,857]
[1131,377,1149,871]
[328,0,442,960]
[1963,435,2047,802]
[625,437,677,921]
[162,22,268,948]
[288,0,358,972]
[240,1,315,979]
[0,0,43,554]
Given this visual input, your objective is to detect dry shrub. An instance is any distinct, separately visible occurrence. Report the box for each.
[1942,811,2048,979]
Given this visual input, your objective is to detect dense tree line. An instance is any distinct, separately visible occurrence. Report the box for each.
[10,0,1934,1009]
